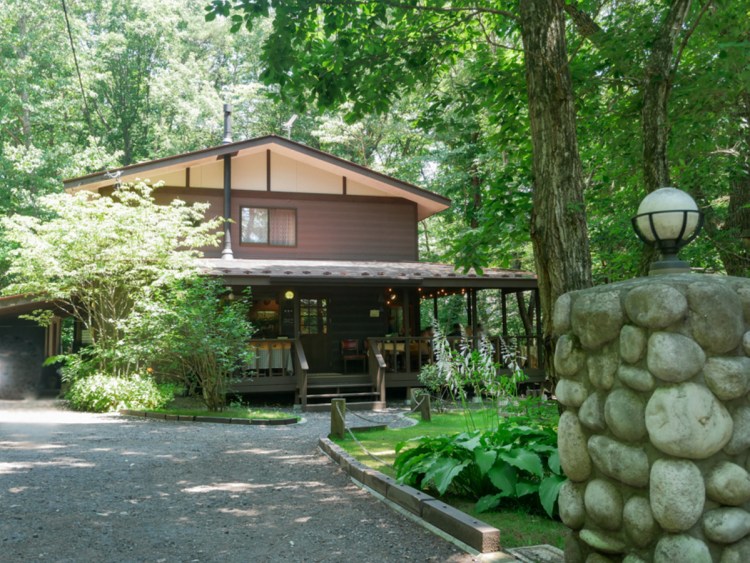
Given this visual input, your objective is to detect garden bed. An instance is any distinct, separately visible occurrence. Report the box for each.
[330,407,566,550]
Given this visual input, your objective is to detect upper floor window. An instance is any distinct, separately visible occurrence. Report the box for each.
[240,207,296,246]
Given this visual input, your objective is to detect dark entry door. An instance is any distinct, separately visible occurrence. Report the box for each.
[299,297,330,372]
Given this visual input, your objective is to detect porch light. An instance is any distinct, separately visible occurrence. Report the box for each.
[284,290,295,300]
[632,187,704,275]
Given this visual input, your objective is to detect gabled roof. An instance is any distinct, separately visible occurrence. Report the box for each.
[63,135,451,221]
[197,258,537,290]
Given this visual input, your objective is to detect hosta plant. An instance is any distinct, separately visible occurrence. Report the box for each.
[394,416,563,518]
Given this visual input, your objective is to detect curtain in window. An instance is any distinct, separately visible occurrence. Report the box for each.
[269,209,296,246]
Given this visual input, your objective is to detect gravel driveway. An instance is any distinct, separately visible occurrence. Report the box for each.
[0,400,474,562]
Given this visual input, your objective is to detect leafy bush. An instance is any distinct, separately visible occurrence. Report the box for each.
[122,277,255,411]
[394,416,563,518]
[65,373,175,413]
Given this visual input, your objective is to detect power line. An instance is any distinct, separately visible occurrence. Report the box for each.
[61,0,94,134]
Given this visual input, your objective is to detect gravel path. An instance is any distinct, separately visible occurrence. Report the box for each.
[0,400,475,562]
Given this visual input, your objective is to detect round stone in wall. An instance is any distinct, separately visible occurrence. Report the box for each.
[587,347,618,391]
[553,293,572,335]
[555,333,585,378]
[688,281,744,354]
[623,496,657,548]
[650,459,705,532]
[653,535,711,563]
[703,357,750,401]
[584,479,623,531]
[617,365,655,392]
[724,406,750,455]
[555,379,589,408]
[572,291,624,350]
[558,480,586,530]
[604,388,646,443]
[578,529,626,554]
[737,285,750,322]
[559,411,592,482]
[578,391,606,432]
[620,325,647,364]
[721,536,750,563]
[645,382,733,459]
[647,332,706,382]
[623,283,687,329]
[706,461,750,506]
[587,435,649,488]
[702,507,750,544]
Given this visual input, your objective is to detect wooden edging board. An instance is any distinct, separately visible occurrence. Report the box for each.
[318,436,510,556]
[118,409,299,425]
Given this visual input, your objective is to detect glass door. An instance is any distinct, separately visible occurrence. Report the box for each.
[299,297,329,372]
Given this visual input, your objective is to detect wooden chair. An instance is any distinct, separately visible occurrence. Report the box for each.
[341,339,367,374]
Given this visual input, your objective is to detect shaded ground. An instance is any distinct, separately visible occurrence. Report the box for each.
[0,400,473,562]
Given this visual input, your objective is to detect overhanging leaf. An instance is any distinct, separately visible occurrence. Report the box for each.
[488,463,517,495]
[475,493,503,513]
[499,448,544,479]
[539,475,566,518]
[475,448,497,476]
[423,458,471,496]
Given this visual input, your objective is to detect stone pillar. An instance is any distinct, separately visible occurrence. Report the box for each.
[554,274,750,563]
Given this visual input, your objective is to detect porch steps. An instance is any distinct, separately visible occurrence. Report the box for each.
[304,401,387,413]
[302,372,383,412]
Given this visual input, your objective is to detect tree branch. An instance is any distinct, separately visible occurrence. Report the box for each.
[311,0,518,20]
[672,0,714,75]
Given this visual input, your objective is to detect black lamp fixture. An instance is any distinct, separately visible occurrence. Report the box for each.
[631,187,704,275]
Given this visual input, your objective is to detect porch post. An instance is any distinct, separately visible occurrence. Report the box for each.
[469,288,478,338]
[501,289,509,339]
[403,289,411,336]
[221,103,234,260]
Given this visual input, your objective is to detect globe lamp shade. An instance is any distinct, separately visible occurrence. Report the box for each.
[631,187,704,275]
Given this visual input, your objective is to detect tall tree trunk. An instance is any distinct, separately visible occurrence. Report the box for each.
[699,92,750,277]
[519,0,592,382]
[638,0,692,273]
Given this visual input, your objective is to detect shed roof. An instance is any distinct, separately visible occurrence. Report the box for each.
[197,258,537,290]
[63,135,451,221]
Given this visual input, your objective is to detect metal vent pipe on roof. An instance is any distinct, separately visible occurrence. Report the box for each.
[222,103,233,145]
[221,102,234,259]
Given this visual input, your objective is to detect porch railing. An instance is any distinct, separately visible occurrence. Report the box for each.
[368,334,546,385]
[366,337,387,402]
[233,339,308,400]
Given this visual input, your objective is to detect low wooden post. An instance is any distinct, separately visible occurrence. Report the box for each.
[331,398,346,439]
[418,393,431,422]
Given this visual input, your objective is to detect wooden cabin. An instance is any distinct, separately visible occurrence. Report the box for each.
[8,131,542,408]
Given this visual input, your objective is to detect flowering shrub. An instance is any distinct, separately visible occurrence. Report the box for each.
[418,321,527,430]
[65,373,175,412]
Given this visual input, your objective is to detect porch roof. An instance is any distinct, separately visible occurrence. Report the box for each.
[197,258,537,290]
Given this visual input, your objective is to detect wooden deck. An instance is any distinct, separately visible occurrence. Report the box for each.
[230,335,547,411]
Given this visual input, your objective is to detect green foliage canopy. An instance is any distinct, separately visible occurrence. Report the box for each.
[1,182,223,357]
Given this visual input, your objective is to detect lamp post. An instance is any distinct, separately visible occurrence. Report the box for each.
[631,187,704,275]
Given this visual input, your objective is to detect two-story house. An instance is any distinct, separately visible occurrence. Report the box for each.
[1,123,542,408]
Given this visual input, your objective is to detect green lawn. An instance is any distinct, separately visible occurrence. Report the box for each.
[149,407,298,420]
[332,408,567,550]
[149,397,299,420]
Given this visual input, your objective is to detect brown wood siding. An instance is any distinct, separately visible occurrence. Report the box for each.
[152,188,224,258]
[154,188,418,261]
[232,192,418,261]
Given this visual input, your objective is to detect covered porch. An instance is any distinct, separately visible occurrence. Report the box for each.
[200,258,543,410]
